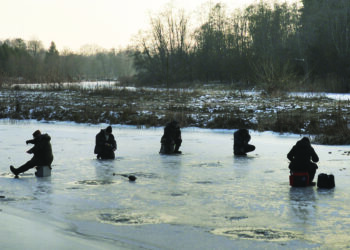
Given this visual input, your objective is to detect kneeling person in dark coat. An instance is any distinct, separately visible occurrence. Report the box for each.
[160,120,182,154]
[10,130,54,176]
[233,129,255,156]
[287,137,319,184]
[94,126,117,159]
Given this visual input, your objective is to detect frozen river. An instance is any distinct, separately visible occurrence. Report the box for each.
[0,121,350,249]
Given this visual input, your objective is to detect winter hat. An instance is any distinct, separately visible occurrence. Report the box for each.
[32,130,41,137]
[106,126,112,133]
[301,137,310,144]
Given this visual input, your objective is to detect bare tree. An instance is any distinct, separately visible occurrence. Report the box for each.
[133,5,191,85]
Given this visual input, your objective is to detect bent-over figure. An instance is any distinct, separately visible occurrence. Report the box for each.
[287,137,319,184]
[94,126,117,159]
[160,120,182,154]
[233,129,255,156]
[10,130,53,177]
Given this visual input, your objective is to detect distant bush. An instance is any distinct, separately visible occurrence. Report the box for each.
[313,111,350,144]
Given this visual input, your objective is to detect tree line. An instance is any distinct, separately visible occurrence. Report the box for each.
[133,0,350,92]
[1,0,350,92]
[0,39,134,84]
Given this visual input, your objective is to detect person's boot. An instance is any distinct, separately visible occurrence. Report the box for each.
[12,164,32,176]
[174,144,182,154]
[10,165,19,177]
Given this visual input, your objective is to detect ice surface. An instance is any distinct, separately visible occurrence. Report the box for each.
[1,120,350,249]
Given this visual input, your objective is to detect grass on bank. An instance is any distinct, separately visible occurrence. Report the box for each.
[1,82,350,145]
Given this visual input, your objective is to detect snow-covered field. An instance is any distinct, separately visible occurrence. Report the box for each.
[1,120,350,249]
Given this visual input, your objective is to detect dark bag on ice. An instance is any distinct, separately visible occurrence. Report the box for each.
[317,173,335,189]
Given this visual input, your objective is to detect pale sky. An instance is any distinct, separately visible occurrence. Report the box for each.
[1,0,298,52]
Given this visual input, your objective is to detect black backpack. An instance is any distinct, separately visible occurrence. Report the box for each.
[317,173,335,189]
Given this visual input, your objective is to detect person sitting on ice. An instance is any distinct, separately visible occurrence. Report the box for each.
[94,125,117,159]
[287,137,319,185]
[233,128,255,156]
[160,120,182,154]
[10,130,54,177]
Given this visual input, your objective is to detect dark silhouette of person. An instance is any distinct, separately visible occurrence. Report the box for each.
[233,129,255,156]
[94,126,117,159]
[160,120,182,154]
[10,130,53,177]
[287,137,319,184]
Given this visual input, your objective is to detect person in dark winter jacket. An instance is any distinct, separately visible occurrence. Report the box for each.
[10,130,54,176]
[94,126,117,159]
[233,129,255,156]
[287,137,319,183]
[160,120,182,154]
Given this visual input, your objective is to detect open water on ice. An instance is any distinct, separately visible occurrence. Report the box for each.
[1,121,350,249]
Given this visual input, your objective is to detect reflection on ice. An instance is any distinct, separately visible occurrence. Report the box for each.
[289,187,317,225]
[1,121,350,248]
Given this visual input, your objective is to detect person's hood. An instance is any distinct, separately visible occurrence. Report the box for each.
[40,133,51,142]
[296,138,310,148]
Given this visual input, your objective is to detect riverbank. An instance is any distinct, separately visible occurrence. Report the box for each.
[1,82,350,144]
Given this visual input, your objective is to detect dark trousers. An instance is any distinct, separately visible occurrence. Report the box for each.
[290,162,318,182]
[234,144,255,156]
[174,139,182,152]
[16,157,52,174]
[160,140,182,154]
[160,143,174,154]
[97,151,115,160]
[307,163,318,182]
[308,168,317,182]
